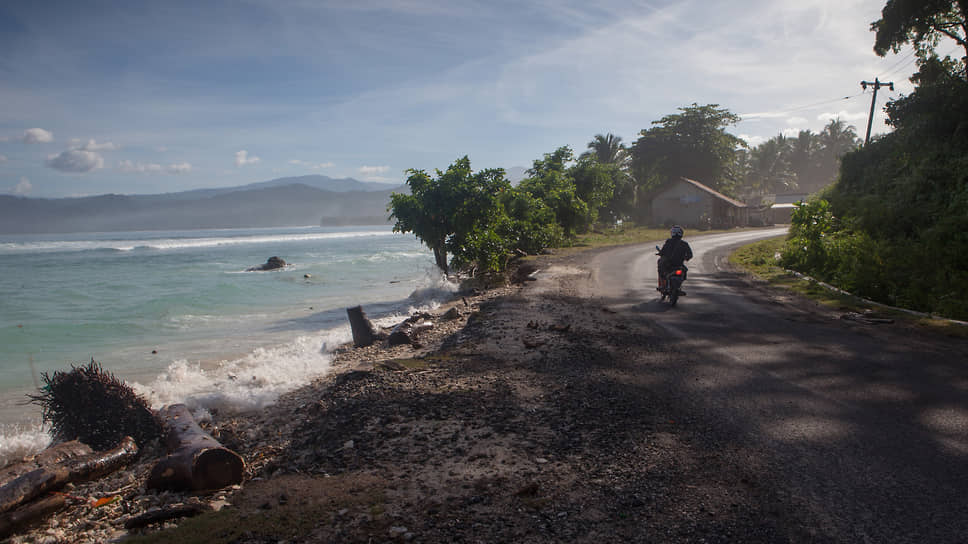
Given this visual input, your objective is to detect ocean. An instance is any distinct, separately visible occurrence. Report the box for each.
[0,225,450,465]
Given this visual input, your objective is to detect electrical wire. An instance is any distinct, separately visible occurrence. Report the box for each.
[740,91,868,120]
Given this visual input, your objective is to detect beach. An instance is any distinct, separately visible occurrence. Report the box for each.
[3,247,814,543]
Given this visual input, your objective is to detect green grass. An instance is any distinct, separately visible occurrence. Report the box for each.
[730,238,968,338]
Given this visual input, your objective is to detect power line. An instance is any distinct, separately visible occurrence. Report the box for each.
[741,92,868,120]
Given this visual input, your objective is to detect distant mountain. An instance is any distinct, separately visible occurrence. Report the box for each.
[129,175,400,202]
[0,178,405,234]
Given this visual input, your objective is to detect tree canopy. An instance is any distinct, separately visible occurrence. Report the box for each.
[388,157,510,273]
[630,103,745,197]
[871,0,967,73]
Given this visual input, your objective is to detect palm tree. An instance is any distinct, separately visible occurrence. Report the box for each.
[748,135,794,195]
[788,130,820,192]
[584,133,626,165]
[816,119,861,189]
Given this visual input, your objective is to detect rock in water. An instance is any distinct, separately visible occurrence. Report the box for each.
[247,256,287,271]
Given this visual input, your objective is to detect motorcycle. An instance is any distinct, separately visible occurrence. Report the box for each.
[656,246,688,306]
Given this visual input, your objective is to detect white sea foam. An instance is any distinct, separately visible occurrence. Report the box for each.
[0,229,395,254]
[0,423,51,468]
[132,327,351,414]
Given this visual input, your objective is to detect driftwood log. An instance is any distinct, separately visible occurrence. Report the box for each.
[124,502,212,530]
[387,314,435,346]
[147,404,244,491]
[0,440,93,488]
[0,436,138,515]
[0,494,67,540]
[347,305,377,347]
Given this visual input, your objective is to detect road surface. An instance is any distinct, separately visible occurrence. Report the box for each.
[585,228,968,542]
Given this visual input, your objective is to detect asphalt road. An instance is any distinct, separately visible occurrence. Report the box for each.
[586,228,968,543]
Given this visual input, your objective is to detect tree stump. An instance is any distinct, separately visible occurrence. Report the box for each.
[147,404,245,491]
[347,306,376,347]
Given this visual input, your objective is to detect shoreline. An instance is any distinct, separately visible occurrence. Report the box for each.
[3,247,811,543]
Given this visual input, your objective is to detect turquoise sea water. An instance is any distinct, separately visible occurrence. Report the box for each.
[0,226,446,463]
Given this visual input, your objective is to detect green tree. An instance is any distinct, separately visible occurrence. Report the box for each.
[746,134,794,196]
[582,133,627,165]
[815,118,861,188]
[570,157,618,225]
[630,103,746,199]
[519,147,590,236]
[871,0,968,72]
[788,130,821,192]
[388,157,510,273]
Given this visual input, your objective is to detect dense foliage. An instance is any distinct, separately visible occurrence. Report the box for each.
[630,104,745,201]
[781,56,968,319]
[389,153,602,274]
[871,0,967,68]
[736,120,862,198]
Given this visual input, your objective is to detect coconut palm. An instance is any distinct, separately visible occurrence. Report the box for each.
[584,133,626,165]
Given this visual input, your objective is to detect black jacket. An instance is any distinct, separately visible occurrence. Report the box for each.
[658,238,693,269]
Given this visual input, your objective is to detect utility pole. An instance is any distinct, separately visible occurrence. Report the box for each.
[860,77,894,145]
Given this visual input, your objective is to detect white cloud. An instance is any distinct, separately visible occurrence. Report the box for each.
[46,149,104,173]
[0,155,7,163]
[289,159,335,170]
[118,160,163,173]
[234,150,260,167]
[738,134,766,147]
[786,116,808,125]
[167,162,192,174]
[156,146,169,152]
[118,160,192,175]
[781,127,803,138]
[70,139,120,151]
[359,165,390,175]
[23,128,53,144]
[817,110,867,123]
[13,177,32,195]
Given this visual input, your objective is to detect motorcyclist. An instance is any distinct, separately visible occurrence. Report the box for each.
[657,225,693,293]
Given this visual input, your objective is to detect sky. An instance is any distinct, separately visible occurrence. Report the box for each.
[0,0,934,198]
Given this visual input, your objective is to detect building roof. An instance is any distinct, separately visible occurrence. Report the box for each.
[678,177,747,208]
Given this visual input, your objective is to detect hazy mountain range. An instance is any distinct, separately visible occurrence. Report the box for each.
[0,175,405,234]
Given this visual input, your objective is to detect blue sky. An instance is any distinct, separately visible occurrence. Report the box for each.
[0,0,930,198]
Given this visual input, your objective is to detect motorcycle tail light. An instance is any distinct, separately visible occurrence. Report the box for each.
[675,269,683,275]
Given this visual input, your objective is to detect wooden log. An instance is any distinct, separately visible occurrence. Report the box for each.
[0,440,93,488]
[0,436,138,515]
[123,502,212,530]
[0,494,67,540]
[346,305,376,347]
[387,315,434,347]
[147,404,245,491]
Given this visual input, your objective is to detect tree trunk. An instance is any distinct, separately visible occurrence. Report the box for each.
[147,404,245,491]
[346,305,376,348]
[0,494,67,540]
[0,440,93,488]
[0,436,138,515]
[433,246,448,273]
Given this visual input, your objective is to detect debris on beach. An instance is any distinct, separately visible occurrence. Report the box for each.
[28,359,162,450]
[148,404,245,492]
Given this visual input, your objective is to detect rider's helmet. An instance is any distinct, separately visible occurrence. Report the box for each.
[670,225,684,238]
